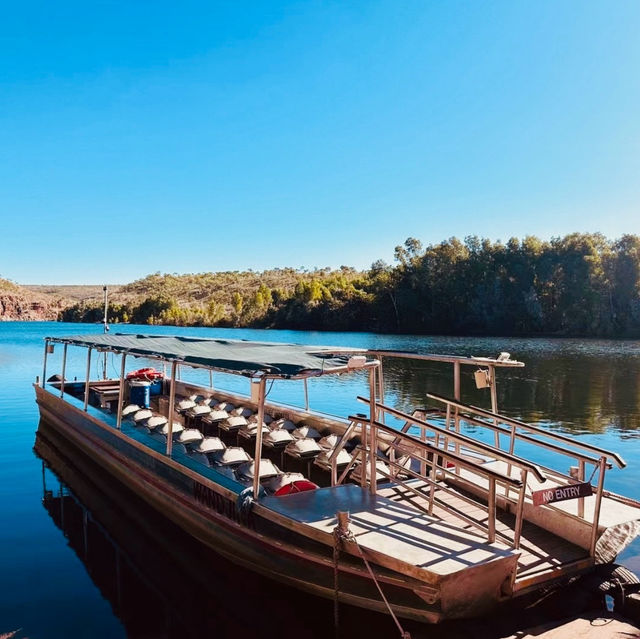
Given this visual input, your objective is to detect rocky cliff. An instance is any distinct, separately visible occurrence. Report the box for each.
[0,279,64,321]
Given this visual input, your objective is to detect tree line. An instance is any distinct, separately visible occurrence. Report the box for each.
[60,233,640,337]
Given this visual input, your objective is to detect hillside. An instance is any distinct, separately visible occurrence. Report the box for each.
[0,278,66,321]
[59,268,368,329]
[25,284,122,303]
[8,233,640,337]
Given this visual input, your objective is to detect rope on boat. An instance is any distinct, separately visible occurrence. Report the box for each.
[236,486,265,525]
[332,519,411,639]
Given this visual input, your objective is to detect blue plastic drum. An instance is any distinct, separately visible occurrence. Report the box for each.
[129,380,151,408]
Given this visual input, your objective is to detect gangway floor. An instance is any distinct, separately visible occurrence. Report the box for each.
[262,483,518,579]
[377,481,590,584]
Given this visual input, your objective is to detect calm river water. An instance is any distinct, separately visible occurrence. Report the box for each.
[2,321,640,638]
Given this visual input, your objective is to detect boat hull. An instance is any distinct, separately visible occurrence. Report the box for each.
[35,385,452,623]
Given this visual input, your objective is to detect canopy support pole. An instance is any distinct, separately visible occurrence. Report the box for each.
[83,347,93,411]
[60,343,68,398]
[304,378,309,411]
[252,377,267,499]
[489,365,500,448]
[166,361,177,457]
[116,352,127,430]
[377,358,385,424]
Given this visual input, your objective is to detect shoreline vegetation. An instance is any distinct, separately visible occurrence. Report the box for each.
[4,233,640,337]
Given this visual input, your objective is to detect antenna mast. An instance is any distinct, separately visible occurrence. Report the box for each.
[102,285,109,379]
[103,285,109,334]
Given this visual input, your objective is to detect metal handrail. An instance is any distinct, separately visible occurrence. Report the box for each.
[357,396,547,483]
[351,417,523,488]
[348,415,523,546]
[427,392,626,469]
[429,408,610,471]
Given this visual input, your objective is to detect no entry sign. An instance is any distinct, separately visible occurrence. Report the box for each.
[532,482,592,507]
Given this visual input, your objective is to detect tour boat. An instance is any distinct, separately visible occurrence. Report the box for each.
[34,333,640,625]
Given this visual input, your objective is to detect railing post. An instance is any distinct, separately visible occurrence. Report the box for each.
[578,459,586,519]
[83,347,92,411]
[60,343,68,398]
[453,361,460,452]
[369,366,377,495]
[360,416,368,490]
[331,453,337,486]
[506,420,516,495]
[377,357,385,424]
[116,352,127,430]
[428,453,438,515]
[488,477,496,543]
[513,469,528,550]
[453,361,460,400]
[420,425,427,477]
[589,456,608,557]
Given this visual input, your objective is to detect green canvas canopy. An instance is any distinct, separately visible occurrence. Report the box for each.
[47,333,368,378]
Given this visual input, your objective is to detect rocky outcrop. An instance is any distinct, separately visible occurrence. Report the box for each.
[0,279,64,320]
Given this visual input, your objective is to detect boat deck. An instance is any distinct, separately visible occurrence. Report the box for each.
[377,481,589,580]
[262,483,517,577]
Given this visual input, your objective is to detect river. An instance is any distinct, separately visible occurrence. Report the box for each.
[1,321,640,638]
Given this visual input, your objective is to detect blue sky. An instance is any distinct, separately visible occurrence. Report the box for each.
[1,1,639,284]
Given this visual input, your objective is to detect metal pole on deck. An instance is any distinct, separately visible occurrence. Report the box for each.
[60,343,68,398]
[303,378,309,412]
[83,347,92,411]
[453,361,460,400]
[453,361,461,451]
[589,456,608,557]
[42,340,49,388]
[369,366,378,495]
[116,353,127,429]
[377,358,385,424]
[487,478,496,543]
[578,459,586,519]
[252,377,267,499]
[489,365,500,448]
[166,361,177,456]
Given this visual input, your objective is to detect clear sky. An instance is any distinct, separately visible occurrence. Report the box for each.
[2,1,639,284]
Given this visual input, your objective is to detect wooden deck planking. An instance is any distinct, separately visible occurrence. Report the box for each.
[378,481,588,577]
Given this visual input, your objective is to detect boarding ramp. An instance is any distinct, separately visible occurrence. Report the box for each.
[325,400,626,593]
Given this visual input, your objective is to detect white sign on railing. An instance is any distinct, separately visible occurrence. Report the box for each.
[532,482,592,506]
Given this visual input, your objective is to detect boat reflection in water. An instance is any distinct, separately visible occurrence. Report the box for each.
[34,421,400,639]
